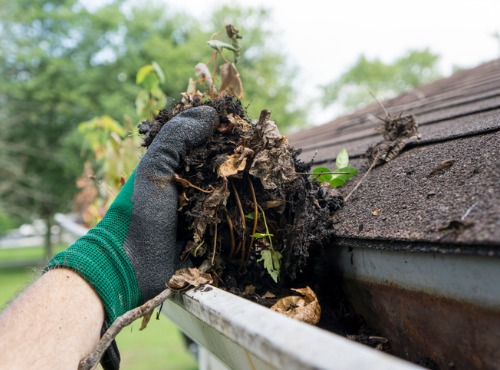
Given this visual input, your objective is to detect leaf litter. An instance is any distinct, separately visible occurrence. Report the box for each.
[136,24,390,351]
[139,95,344,325]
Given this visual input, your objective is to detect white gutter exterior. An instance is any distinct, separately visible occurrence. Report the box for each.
[54,212,424,369]
[163,286,423,370]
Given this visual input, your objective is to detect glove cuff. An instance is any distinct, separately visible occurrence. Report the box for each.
[45,172,142,323]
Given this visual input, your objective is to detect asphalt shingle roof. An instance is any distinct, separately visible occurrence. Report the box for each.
[289,59,500,253]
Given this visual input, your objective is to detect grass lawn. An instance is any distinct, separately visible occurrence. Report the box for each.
[0,246,198,370]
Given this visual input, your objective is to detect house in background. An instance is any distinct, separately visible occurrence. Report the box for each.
[288,59,500,369]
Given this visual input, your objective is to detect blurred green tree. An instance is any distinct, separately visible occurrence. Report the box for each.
[0,0,305,257]
[322,48,441,113]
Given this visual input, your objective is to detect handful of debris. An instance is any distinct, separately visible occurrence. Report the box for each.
[139,96,343,294]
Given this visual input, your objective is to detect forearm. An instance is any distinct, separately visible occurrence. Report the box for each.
[0,268,104,369]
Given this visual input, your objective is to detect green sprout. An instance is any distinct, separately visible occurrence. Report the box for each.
[247,207,282,283]
[312,147,358,187]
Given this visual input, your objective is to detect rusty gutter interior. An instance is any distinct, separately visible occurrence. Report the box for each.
[323,241,500,369]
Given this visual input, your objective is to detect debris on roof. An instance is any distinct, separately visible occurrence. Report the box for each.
[290,59,500,251]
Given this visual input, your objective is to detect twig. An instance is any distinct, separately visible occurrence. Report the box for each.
[246,175,259,265]
[344,159,377,202]
[298,171,353,176]
[174,174,214,194]
[79,288,174,370]
[226,213,236,258]
[231,181,246,257]
[211,223,218,266]
[461,202,478,221]
[257,204,273,249]
[370,91,389,118]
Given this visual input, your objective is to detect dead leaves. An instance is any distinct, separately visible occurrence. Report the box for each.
[220,62,244,99]
[191,180,230,244]
[249,110,298,190]
[217,146,254,178]
[367,113,421,166]
[371,207,381,216]
[426,159,455,178]
[189,62,244,100]
[270,286,321,325]
[137,268,214,331]
[167,268,213,290]
[195,63,216,98]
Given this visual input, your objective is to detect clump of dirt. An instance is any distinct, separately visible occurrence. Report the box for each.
[140,96,392,353]
[139,96,343,295]
[366,113,421,166]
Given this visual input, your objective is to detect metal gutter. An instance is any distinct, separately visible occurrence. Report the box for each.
[326,243,500,369]
[163,286,423,370]
[54,212,424,369]
[334,243,500,308]
[56,212,498,368]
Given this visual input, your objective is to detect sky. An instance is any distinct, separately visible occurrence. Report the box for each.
[171,1,500,124]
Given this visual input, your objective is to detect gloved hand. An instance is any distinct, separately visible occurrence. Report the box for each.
[45,106,218,368]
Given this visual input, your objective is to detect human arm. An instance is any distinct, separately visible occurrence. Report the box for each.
[0,269,104,369]
[0,106,219,369]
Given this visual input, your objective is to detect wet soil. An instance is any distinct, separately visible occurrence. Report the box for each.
[140,96,387,350]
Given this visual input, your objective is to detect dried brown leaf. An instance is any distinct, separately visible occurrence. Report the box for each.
[195,63,216,98]
[368,113,421,166]
[244,285,256,295]
[250,147,297,190]
[227,113,252,132]
[217,154,247,178]
[219,63,244,99]
[262,291,276,299]
[426,159,455,178]
[167,268,213,290]
[217,146,254,178]
[249,111,297,189]
[191,180,230,244]
[270,286,321,325]
[139,310,153,330]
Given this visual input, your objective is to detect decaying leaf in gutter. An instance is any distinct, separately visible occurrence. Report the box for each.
[167,268,213,290]
[270,286,321,325]
[262,291,276,299]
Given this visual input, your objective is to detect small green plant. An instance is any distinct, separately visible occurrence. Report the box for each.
[246,207,282,283]
[312,147,358,187]
[185,24,244,100]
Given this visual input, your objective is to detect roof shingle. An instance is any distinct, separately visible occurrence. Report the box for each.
[289,59,500,251]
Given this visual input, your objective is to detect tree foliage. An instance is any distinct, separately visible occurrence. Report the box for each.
[0,0,306,252]
[322,48,441,112]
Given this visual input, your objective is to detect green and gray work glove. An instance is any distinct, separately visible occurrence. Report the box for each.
[46,106,218,368]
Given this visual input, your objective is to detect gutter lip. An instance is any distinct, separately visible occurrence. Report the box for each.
[163,285,424,370]
[331,244,500,309]
[334,236,500,258]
